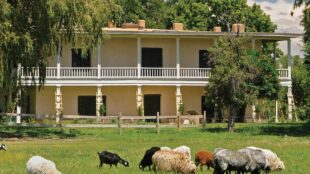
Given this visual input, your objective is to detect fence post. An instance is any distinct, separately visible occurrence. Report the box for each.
[156,112,160,135]
[177,114,180,130]
[118,112,122,135]
[203,111,207,129]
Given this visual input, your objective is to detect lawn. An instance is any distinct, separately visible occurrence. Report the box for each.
[0,122,309,174]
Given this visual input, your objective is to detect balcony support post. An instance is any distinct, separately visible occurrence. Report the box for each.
[176,85,183,115]
[287,86,294,121]
[96,85,103,122]
[137,37,141,78]
[287,39,292,80]
[176,38,180,79]
[55,85,63,124]
[97,44,102,79]
[57,40,61,79]
[16,88,21,124]
[136,85,144,116]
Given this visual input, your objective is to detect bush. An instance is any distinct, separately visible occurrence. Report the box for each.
[99,104,106,116]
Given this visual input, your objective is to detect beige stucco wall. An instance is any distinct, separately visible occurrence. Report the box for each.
[35,87,55,114]
[102,38,137,67]
[181,86,205,114]
[180,38,213,68]
[142,86,176,115]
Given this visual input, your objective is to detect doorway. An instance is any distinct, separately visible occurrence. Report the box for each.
[144,94,161,121]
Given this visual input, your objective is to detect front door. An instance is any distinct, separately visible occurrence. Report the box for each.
[144,94,161,121]
[78,96,96,116]
[142,48,163,67]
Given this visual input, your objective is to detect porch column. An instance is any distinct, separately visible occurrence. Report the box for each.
[275,100,279,123]
[136,85,144,116]
[55,86,63,123]
[16,88,21,124]
[96,86,103,121]
[287,86,293,121]
[57,40,61,79]
[97,44,102,79]
[252,104,256,123]
[137,37,141,78]
[176,86,183,115]
[287,39,292,79]
[176,38,180,79]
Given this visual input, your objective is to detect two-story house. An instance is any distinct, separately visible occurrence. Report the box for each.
[14,21,299,122]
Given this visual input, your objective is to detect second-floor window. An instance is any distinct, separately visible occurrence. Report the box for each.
[199,50,211,68]
[72,49,91,67]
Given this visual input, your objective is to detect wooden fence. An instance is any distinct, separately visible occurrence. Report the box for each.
[0,112,207,134]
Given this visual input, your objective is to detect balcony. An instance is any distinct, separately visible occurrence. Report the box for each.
[19,67,290,86]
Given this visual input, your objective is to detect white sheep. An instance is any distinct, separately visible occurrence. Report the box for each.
[26,156,61,174]
[247,146,285,171]
[152,150,196,174]
[160,146,171,151]
[173,145,191,160]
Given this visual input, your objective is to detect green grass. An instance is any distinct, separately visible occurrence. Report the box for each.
[0,123,309,174]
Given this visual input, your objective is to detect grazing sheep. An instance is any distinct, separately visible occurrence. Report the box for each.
[247,146,285,172]
[173,145,191,160]
[26,156,61,174]
[139,146,161,171]
[160,146,171,151]
[194,150,214,171]
[0,144,6,151]
[238,148,269,174]
[213,148,252,174]
[97,151,129,168]
[152,150,196,174]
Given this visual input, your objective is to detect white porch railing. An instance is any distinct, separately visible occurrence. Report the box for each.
[20,67,290,81]
[60,67,98,78]
[277,69,289,80]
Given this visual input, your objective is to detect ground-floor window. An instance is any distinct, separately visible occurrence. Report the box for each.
[78,96,106,116]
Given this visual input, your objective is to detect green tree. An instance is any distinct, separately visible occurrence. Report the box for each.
[0,0,123,110]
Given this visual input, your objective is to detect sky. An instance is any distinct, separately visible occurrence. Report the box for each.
[247,0,305,57]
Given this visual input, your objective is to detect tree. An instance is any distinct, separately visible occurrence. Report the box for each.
[0,0,123,111]
[206,34,279,131]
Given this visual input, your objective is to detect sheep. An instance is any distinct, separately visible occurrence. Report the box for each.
[97,151,129,168]
[152,150,196,174]
[139,146,161,171]
[194,150,214,171]
[0,144,6,151]
[213,148,252,174]
[26,156,61,174]
[246,146,285,172]
[238,148,269,174]
[173,145,191,160]
[160,146,171,151]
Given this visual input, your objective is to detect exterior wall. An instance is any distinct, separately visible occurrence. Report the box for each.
[181,86,205,114]
[102,38,137,67]
[141,38,176,67]
[62,86,136,116]
[180,38,213,68]
[35,87,55,114]
[142,86,176,115]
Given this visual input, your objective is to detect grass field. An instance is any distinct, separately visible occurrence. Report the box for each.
[0,122,309,174]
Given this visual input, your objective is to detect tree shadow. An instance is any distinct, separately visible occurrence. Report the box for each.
[0,126,81,139]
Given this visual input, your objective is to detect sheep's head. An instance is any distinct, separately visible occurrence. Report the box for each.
[123,160,129,167]
[270,158,285,171]
[0,144,6,151]
[186,161,196,174]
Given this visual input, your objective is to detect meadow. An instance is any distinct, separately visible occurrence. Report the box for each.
[0,122,309,174]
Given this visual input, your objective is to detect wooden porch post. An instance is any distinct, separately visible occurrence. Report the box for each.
[57,40,61,79]
[176,38,180,79]
[137,37,141,78]
[55,86,63,124]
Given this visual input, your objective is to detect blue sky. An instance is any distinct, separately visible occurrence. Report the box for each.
[247,0,304,56]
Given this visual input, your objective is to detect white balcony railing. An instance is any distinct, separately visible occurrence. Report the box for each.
[20,67,290,81]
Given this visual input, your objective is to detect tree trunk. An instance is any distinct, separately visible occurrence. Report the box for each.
[228,105,236,132]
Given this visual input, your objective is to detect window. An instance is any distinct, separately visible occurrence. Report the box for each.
[199,50,212,68]
[78,96,106,116]
[72,49,91,67]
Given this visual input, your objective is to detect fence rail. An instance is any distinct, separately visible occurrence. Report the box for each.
[1,112,206,134]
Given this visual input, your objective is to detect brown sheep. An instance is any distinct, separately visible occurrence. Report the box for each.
[195,150,214,171]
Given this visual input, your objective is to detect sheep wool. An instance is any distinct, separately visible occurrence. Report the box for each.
[26,156,61,174]
[173,145,191,160]
[194,150,214,171]
[160,146,171,151]
[152,150,196,174]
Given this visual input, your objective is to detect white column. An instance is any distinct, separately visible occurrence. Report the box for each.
[97,44,102,79]
[275,100,279,123]
[137,37,141,78]
[176,85,183,115]
[287,86,293,121]
[57,40,61,79]
[136,85,144,116]
[16,89,21,124]
[96,86,103,120]
[287,39,292,80]
[176,38,180,79]
[252,104,256,123]
[55,85,63,123]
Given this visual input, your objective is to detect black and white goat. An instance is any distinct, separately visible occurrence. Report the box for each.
[97,151,129,168]
[0,144,6,151]
[139,146,161,170]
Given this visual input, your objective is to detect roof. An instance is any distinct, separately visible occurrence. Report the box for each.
[102,27,303,41]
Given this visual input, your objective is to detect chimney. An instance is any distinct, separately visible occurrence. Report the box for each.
[213,26,221,32]
[232,23,245,33]
[173,23,183,31]
[138,20,145,29]
[108,21,116,28]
